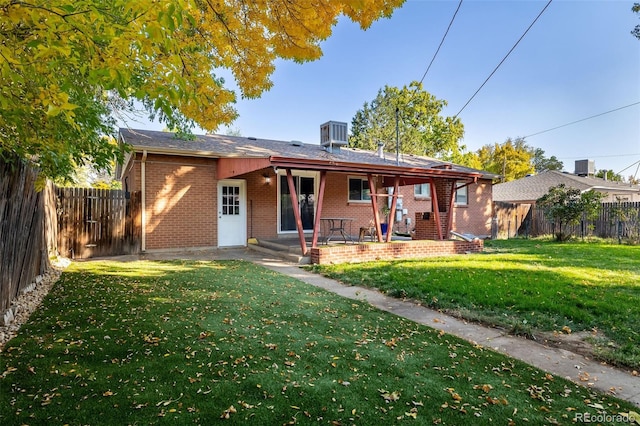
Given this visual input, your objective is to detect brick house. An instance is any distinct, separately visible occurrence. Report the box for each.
[117,125,495,258]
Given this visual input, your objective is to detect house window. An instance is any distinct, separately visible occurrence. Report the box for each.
[455,182,468,205]
[348,178,371,202]
[414,183,431,198]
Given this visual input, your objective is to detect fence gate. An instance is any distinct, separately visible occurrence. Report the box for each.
[56,187,141,259]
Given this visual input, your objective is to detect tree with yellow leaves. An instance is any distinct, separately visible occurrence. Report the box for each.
[474,138,535,183]
[0,0,404,180]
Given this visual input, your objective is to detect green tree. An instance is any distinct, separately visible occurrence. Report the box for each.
[532,148,563,173]
[349,81,465,161]
[1,0,404,181]
[537,184,604,241]
[595,169,623,182]
[475,138,535,182]
[632,3,640,40]
[610,196,640,244]
[68,161,121,189]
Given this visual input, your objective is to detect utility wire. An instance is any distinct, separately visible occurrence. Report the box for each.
[523,101,640,138]
[454,0,553,118]
[397,1,463,163]
[418,0,463,85]
[616,159,640,176]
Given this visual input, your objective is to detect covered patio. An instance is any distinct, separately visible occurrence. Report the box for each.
[219,155,484,257]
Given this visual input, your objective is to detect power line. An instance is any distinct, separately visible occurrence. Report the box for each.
[418,0,463,85]
[397,1,463,160]
[616,159,640,176]
[523,101,640,138]
[454,0,553,118]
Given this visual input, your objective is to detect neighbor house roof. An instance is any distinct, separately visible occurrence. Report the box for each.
[118,128,496,183]
[493,170,640,203]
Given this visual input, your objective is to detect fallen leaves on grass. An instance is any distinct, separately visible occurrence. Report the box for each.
[379,389,400,402]
[220,405,237,419]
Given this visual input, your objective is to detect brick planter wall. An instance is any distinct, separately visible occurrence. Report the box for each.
[309,239,483,264]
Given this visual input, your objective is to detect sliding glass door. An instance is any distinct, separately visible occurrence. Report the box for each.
[279,173,316,233]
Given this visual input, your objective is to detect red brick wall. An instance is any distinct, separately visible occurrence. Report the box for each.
[320,174,383,233]
[121,152,493,248]
[123,154,217,250]
[397,179,493,238]
[121,153,140,193]
[310,239,483,264]
[244,170,278,238]
[452,180,493,237]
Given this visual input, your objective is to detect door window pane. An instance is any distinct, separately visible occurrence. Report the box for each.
[222,185,241,215]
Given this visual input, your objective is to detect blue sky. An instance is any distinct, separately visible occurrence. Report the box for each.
[133,0,640,177]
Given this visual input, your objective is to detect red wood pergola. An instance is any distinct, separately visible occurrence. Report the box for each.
[269,159,481,256]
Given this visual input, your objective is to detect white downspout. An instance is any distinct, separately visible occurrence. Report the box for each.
[141,150,147,252]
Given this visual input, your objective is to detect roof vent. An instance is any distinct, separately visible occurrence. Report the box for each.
[290,140,303,147]
[247,136,257,140]
[320,121,348,152]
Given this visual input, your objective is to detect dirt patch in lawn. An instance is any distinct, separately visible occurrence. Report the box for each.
[535,329,605,363]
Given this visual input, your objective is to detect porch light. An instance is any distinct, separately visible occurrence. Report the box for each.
[263,173,271,184]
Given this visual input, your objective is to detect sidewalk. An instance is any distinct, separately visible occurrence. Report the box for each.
[141,248,640,407]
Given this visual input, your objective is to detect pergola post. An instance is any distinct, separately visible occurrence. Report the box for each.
[311,171,327,248]
[367,174,383,242]
[386,176,400,242]
[446,180,457,238]
[286,169,308,255]
[430,180,443,240]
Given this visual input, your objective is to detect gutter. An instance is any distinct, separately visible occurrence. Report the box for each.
[587,186,640,193]
[128,145,223,158]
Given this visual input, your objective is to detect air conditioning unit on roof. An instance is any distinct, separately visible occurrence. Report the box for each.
[574,159,595,176]
[320,121,348,149]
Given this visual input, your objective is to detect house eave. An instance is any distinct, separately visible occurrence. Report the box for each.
[127,145,223,159]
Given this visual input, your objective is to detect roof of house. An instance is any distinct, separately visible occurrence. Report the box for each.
[493,170,640,202]
[119,128,496,182]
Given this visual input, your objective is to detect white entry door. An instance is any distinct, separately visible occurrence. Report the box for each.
[217,180,247,247]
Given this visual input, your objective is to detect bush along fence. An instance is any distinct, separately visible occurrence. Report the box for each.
[0,155,57,318]
[56,187,141,259]
[494,201,640,242]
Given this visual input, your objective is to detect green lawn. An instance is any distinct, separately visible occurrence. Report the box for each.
[308,239,640,369]
[0,258,637,425]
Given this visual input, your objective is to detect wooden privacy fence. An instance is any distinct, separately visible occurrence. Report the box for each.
[0,156,57,313]
[56,187,141,259]
[494,201,640,240]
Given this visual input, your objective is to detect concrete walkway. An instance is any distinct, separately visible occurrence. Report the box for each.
[134,248,640,407]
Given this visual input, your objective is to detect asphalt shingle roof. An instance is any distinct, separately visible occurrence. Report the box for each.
[119,128,495,179]
[493,170,640,202]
